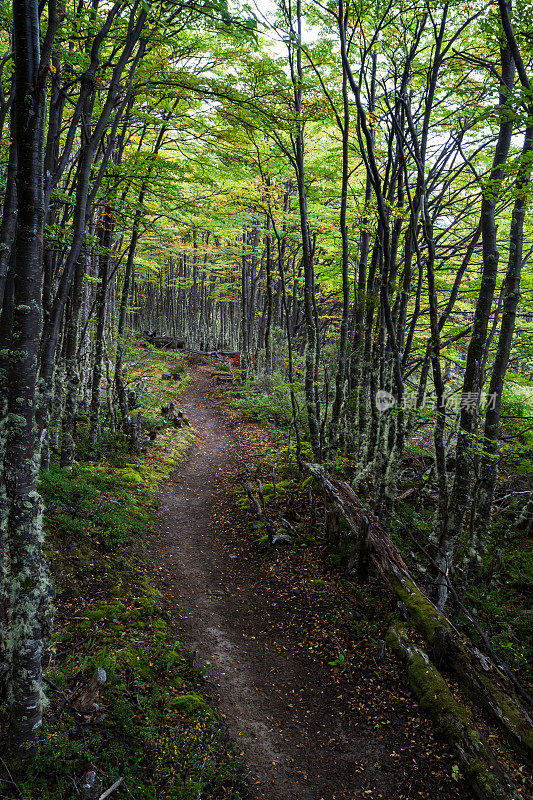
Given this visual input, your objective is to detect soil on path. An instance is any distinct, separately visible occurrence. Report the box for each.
[152,369,470,800]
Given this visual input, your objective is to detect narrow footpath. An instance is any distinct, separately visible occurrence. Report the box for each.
[151,369,470,800]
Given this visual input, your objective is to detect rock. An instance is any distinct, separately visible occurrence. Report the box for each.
[272,531,293,545]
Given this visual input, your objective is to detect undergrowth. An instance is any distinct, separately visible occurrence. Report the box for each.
[222,381,297,429]
[0,345,245,800]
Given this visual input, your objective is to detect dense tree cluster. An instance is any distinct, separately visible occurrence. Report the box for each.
[0,0,531,758]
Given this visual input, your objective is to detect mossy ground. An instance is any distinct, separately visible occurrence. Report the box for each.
[0,344,245,800]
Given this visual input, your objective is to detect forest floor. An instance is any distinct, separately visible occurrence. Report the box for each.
[150,366,474,800]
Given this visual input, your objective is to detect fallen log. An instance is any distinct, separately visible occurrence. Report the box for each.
[143,332,186,349]
[387,620,522,800]
[306,463,533,766]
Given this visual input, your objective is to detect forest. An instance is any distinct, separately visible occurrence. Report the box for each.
[0,0,532,797]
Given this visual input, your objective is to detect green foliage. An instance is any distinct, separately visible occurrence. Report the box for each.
[0,348,244,799]
[225,384,295,427]
[499,387,533,474]
[392,499,532,684]
[465,534,533,683]
[41,462,152,549]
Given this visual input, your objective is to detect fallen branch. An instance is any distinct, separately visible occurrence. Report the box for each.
[241,479,277,544]
[306,463,533,766]
[99,777,124,800]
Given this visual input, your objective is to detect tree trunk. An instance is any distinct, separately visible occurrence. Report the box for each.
[89,208,113,446]
[59,255,85,470]
[469,15,533,573]
[4,0,52,756]
[290,0,320,459]
[328,63,350,456]
[442,41,516,599]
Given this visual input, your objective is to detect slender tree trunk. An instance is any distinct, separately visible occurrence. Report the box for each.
[441,40,515,602]
[89,208,112,445]
[59,255,85,470]
[469,18,533,572]
[4,0,52,756]
[241,228,252,382]
[290,0,320,458]
[115,219,141,452]
[329,63,350,457]
[264,206,273,374]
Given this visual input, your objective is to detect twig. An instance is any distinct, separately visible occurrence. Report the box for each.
[99,778,123,800]
[43,675,68,695]
[0,758,20,795]
[272,443,283,498]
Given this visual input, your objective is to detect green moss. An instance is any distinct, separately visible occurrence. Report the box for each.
[138,596,162,615]
[235,495,251,511]
[392,576,443,644]
[387,621,470,724]
[172,693,213,718]
[262,480,290,496]
[476,679,533,754]
[122,469,143,484]
[387,621,519,800]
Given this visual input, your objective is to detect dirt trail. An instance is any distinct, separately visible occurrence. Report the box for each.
[152,370,468,800]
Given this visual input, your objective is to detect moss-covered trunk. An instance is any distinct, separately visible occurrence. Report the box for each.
[387,621,522,800]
